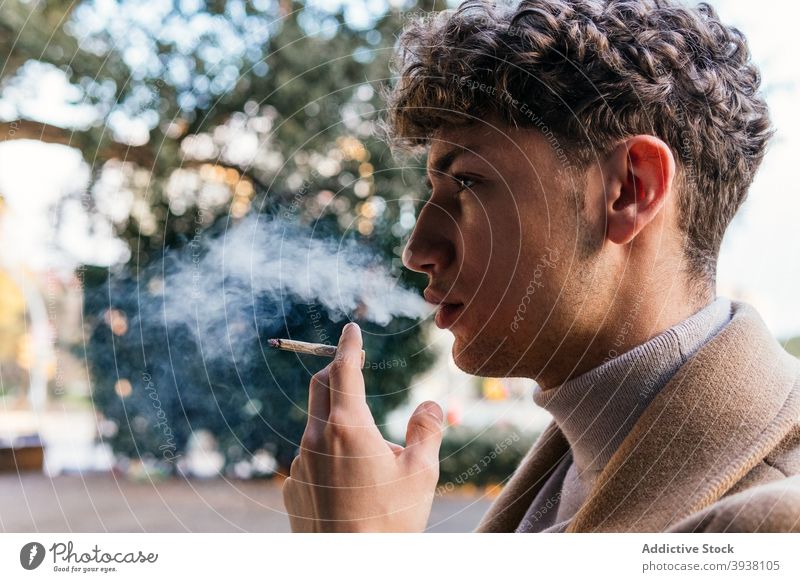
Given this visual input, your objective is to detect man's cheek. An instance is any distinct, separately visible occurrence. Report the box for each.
[499,268,558,331]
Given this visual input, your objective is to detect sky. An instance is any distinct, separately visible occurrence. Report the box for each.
[706,0,800,338]
[0,0,798,338]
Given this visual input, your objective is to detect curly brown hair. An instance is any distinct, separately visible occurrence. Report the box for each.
[381,0,774,283]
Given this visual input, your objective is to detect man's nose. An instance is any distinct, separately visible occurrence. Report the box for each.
[401,203,455,277]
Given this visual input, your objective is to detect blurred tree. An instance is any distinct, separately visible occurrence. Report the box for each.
[0,0,442,474]
[783,336,800,359]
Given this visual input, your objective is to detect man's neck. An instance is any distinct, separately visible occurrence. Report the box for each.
[536,283,715,391]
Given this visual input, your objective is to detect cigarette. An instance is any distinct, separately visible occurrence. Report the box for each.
[267,338,366,368]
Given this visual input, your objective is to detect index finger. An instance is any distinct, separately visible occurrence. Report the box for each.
[304,365,331,443]
[329,322,366,411]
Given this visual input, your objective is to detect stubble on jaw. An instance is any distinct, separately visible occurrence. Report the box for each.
[448,166,606,380]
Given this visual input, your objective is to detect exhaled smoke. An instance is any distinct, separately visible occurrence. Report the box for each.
[129,213,431,361]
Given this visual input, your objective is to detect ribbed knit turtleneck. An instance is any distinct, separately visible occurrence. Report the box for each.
[516,295,733,532]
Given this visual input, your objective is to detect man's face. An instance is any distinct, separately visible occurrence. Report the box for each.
[402,118,604,379]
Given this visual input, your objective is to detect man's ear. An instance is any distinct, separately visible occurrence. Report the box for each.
[603,135,676,245]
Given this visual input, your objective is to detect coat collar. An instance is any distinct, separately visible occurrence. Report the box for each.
[474,420,571,532]
[475,301,800,532]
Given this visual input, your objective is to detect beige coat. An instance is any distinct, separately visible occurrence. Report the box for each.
[475,301,800,532]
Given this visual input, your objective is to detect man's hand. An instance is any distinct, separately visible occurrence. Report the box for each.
[281,322,444,532]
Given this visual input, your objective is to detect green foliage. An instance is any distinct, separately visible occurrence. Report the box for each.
[438,426,538,489]
[2,1,435,271]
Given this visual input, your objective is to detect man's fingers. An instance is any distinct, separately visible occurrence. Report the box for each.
[304,365,331,444]
[403,400,444,469]
[385,439,404,454]
[329,322,367,412]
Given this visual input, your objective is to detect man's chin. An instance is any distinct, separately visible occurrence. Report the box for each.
[451,334,517,377]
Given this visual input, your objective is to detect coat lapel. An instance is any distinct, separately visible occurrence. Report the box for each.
[474,419,570,532]
[566,301,800,532]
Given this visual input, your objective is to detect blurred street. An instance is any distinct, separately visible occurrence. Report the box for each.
[0,472,493,533]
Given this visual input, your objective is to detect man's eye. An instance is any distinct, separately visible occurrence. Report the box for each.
[422,175,477,200]
[453,175,477,193]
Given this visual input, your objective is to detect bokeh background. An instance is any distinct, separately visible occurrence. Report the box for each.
[0,0,797,532]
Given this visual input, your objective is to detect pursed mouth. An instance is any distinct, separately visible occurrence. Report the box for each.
[434,302,464,329]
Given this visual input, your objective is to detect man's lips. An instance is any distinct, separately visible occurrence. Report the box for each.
[434,302,464,329]
[423,288,458,305]
[424,289,464,329]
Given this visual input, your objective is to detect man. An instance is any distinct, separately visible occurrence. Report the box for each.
[281,0,800,532]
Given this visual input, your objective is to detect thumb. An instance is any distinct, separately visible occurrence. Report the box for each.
[404,400,444,466]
